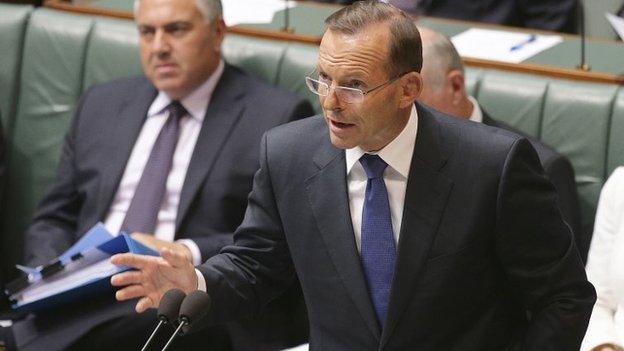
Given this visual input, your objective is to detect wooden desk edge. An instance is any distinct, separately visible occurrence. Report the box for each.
[44,0,623,85]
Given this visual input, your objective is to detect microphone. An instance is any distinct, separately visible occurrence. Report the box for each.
[140,289,186,351]
[161,290,211,351]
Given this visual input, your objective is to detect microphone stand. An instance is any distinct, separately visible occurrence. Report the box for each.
[577,0,590,71]
[141,320,166,351]
[161,320,187,351]
[282,0,294,33]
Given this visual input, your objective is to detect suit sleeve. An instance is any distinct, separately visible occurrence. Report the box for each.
[581,168,624,351]
[542,155,585,262]
[197,131,295,325]
[495,138,595,351]
[190,97,313,261]
[22,89,93,267]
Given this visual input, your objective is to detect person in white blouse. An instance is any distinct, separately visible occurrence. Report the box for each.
[583,167,624,351]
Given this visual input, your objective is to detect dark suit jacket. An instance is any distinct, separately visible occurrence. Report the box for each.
[199,104,595,351]
[482,112,585,262]
[317,0,578,33]
[17,64,314,351]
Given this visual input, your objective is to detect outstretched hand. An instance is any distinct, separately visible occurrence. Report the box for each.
[110,248,198,313]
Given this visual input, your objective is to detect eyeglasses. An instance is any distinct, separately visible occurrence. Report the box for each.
[305,71,407,104]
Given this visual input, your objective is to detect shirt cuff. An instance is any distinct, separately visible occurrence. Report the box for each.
[176,239,202,266]
[195,268,207,292]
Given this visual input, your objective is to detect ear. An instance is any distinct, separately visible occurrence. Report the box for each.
[398,71,423,109]
[447,70,466,105]
[212,16,227,52]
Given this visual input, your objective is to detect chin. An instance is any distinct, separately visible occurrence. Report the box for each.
[329,134,357,150]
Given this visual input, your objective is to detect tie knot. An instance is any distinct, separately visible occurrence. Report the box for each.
[168,101,188,120]
[359,154,388,179]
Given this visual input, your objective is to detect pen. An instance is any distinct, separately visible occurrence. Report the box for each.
[509,34,537,52]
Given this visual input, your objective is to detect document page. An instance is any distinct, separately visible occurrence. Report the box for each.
[606,13,624,41]
[451,28,563,63]
[222,0,295,26]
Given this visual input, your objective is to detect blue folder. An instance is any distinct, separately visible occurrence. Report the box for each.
[9,223,158,313]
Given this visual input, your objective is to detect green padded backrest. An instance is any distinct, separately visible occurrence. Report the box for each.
[608,88,624,175]
[0,4,33,138]
[476,70,549,138]
[1,9,94,277]
[222,34,288,85]
[464,67,483,97]
[278,42,320,113]
[541,80,619,232]
[82,17,142,90]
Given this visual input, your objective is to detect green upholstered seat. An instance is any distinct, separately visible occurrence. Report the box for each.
[0,4,33,137]
[608,89,624,176]
[476,70,549,138]
[541,81,619,230]
[82,17,143,90]
[0,8,94,278]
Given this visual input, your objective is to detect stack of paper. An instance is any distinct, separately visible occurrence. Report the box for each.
[222,0,295,27]
[451,28,563,63]
[7,223,157,313]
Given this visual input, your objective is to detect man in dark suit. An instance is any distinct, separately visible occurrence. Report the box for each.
[113,2,595,350]
[315,0,578,33]
[9,0,313,350]
[416,26,586,262]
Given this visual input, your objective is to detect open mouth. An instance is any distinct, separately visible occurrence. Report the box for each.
[330,119,355,129]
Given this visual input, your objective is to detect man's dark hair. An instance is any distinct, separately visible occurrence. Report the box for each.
[324,0,422,77]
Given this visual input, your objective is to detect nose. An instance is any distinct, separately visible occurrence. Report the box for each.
[151,29,170,56]
[321,84,342,112]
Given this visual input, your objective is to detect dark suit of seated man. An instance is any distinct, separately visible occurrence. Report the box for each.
[416,27,586,262]
[112,2,595,350]
[315,0,578,33]
[6,0,314,350]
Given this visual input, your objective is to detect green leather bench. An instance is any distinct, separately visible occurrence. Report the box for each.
[1,4,623,284]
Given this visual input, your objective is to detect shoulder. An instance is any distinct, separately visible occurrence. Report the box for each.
[82,75,152,100]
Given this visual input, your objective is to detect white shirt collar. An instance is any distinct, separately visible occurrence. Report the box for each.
[467,95,483,123]
[147,59,225,122]
[345,104,418,179]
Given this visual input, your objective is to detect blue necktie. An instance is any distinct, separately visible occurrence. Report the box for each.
[359,154,396,328]
[121,101,187,234]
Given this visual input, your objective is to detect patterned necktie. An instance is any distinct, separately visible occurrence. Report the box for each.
[359,154,397,328]
[120,101,187,234]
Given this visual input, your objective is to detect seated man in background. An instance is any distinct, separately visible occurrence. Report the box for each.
[417,27,586,261]
[6,0,313,350]
[315,0,578,33]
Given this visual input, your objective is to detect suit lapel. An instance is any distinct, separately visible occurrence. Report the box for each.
[95,80,157,220]
[380,105,454,348]
[304,138,382,341]
[176,65,246,230]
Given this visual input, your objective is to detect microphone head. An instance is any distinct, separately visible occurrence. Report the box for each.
[178,290,211,329]
[157,288,186,323]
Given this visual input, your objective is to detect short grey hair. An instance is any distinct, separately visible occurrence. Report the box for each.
[325,0,423,78]
[419,26,463,91]
[134,0,223,23]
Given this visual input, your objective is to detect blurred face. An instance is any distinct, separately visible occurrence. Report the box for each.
[136,0,225,100]
[318,25,422,151]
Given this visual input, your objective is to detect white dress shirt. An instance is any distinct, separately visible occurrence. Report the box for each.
[582,167,624,351]
[345,105,418,251]
[467,95,483,124]
[105,60,225,266]
[197,105,418,292]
